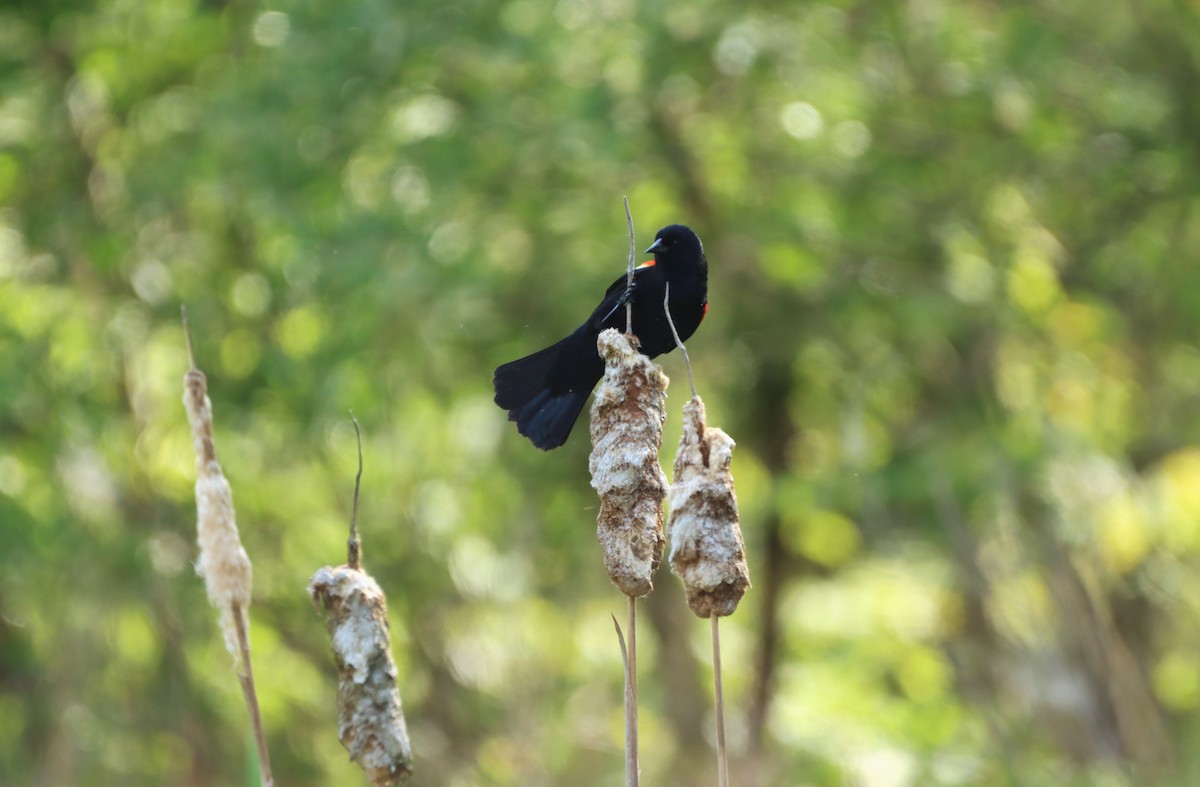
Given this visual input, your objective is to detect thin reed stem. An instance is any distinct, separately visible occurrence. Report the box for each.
[624,196,635,335]
[613,604,640,787]
[712,614,728,787]
[348,413,363,570]
[181,305,197,371]
[233,603,274,787]
[663,283,698,398]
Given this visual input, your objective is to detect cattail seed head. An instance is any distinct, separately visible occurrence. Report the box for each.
[589,329,669,597]
[183,368,253,665]
[309,564,414,786]
[667,396,750,618]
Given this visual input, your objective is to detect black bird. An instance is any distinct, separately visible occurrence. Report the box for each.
[494,224,709,449]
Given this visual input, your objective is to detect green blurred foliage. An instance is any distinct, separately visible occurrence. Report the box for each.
[3,0,1200,784]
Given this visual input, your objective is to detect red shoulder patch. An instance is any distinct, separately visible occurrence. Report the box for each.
[636,259,656,269]
[702,302,708,320]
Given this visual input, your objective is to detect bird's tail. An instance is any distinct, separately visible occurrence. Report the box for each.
[493,336,595,450]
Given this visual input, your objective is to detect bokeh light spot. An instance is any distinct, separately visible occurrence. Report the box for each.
[253,12,290,48]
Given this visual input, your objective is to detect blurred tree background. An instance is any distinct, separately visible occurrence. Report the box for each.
[3,0,1200,784]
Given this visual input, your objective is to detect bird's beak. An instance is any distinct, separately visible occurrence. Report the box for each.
[644,238,666,255]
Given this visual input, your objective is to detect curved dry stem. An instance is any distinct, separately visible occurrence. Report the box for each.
[663,282,697,398]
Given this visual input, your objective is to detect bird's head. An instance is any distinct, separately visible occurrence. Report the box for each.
[644,224,703,266]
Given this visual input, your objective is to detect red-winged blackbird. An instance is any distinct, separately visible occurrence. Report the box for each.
[494,224,709,449]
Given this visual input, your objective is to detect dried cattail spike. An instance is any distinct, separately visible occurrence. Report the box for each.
[183,366,253,666]
[309,565,414,786]
[667,396,750,618]
[589,328,669,597]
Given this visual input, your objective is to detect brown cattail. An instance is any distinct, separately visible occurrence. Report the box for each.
[667,396,750,617]
[309,565,414,786]
[183,365,253,666]
[589,328,669,597]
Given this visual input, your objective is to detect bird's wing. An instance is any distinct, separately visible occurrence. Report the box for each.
[602,260,657,297]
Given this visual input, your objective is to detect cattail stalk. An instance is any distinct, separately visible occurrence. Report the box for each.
[612,609,638,787]
[591,328,666,787]
[712,614,729,787]
[589,203,669,786]
[309,417,413,786]
[624,196,635,334]
[180,307,273,787]
[663,288,750,787]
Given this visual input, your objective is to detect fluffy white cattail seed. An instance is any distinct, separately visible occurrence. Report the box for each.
[183,368,253,665]
[309,565,414,786]
[667,396,750,618]
[589,329,669,597]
